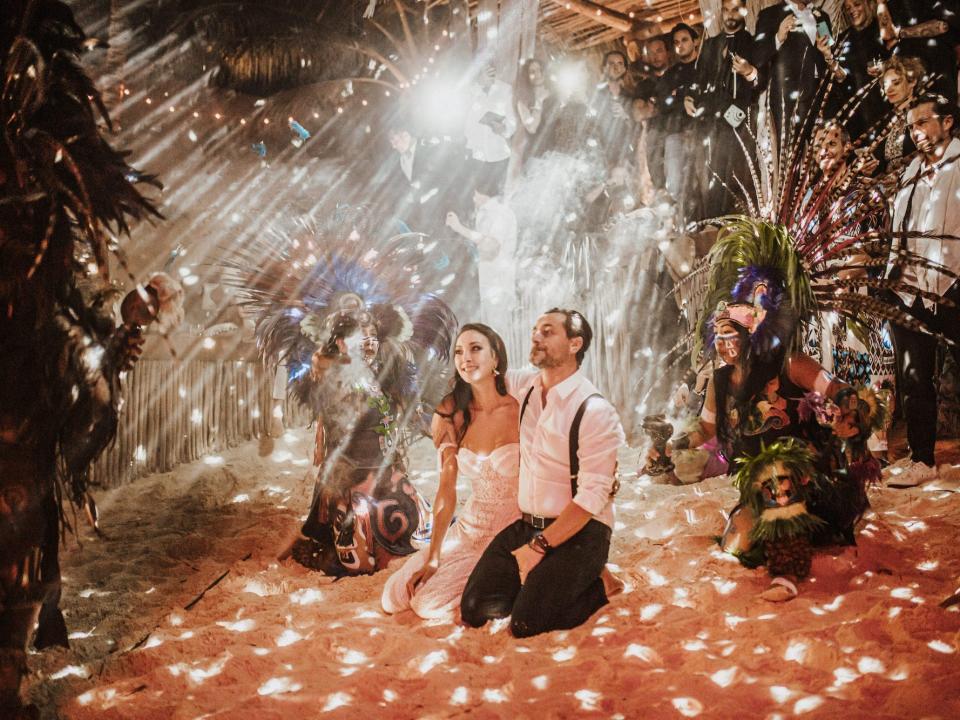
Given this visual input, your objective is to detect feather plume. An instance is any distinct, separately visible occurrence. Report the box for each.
[221,209,458,418]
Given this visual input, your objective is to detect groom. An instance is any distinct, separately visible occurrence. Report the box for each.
[460,309,625,637]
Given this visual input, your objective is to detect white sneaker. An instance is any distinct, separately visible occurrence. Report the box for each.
[883,459,938,487]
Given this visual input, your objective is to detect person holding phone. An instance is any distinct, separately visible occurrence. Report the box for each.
[750,1,838,149]
[684,0,758,218]
[878,1,959,103]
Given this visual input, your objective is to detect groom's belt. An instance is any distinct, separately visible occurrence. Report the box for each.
[521,512,556,529]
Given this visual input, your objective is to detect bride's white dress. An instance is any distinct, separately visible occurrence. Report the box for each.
[381,443,520,619]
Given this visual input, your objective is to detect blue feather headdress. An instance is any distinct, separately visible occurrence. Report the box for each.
[221,213,457,412]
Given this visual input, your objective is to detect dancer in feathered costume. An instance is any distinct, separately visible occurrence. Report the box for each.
[0,2,177,715]
[225,218,457,576]
[644,72,960,600]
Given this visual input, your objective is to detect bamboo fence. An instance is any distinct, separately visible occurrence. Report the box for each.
[89,359,309,489]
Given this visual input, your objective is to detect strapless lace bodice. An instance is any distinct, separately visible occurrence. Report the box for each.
[457,443,520,504]
[448,443,520,543]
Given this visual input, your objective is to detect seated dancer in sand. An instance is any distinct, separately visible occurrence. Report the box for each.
[228,220,458,576]
[650,295,882,601]
[460,309,625,637]
[281,307,437,575]
[382,324,520,618]
[649,220,893,601]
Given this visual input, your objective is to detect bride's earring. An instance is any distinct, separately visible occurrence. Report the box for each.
[492,368,500,376]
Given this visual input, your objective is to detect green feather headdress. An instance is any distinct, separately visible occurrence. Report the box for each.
[695,216,816,361]
[670,88,960,374]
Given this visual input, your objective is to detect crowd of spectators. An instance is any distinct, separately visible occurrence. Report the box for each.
[380,1,960,232]
[376,0,960,468]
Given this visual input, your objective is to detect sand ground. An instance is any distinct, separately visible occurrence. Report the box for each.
[24,430,960,719]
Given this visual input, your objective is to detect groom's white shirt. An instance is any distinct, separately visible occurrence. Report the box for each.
[506,368,624,529]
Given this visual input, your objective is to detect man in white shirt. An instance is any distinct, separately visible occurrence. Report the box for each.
[461,309,625,637]
[444,179,518,343]
[889,95,960,470]
[464,63,517,193]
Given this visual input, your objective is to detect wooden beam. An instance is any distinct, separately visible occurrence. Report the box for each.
[550,0,636,34]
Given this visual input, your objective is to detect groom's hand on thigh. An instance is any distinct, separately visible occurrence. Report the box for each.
[511,543,544,585]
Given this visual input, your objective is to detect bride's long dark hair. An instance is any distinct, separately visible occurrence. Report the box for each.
[437,323,509,446]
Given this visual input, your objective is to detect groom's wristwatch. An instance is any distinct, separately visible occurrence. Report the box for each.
[530,533,553,555]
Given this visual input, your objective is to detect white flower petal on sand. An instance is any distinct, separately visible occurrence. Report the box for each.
[417,650,447,674]
[483,688,508,703]
[321,691,351,711]
[671,697,703,717]
[784,641,808,663]
[216,619,255,633]
[257,677,302,696]
[857,656,885,674]
[276,629,302,647]
[575,689,601,710]
[624,644,661,663]
[769,685,794,703]
[289,588,323,605]
[709,667,738,687]
[340,648,368,665]
[793,695,824,714]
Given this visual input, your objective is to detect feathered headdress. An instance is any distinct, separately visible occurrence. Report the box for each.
[221,213,457,409]
[679,73,957,368]
[1,0,161,320]
[696,218,811,362]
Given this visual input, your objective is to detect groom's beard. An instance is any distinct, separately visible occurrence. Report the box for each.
[530,345,563,368]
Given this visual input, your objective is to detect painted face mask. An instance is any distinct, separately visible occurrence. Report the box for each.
[360,332,379,361]
[757,461,803,508]
[712,301,763,362]
[715,330,741,360]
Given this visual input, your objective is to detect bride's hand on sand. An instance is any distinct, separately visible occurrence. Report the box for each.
[406,559,439,596]
[512,543,544,584]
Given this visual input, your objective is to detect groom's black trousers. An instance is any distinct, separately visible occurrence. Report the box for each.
[460,518,610,637]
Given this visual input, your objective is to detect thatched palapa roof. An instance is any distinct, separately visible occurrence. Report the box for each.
[536,0,704,49]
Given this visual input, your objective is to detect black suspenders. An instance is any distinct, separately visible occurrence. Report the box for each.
[519,385,603,498]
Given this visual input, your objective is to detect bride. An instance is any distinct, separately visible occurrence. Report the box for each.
[382,323,520,619]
